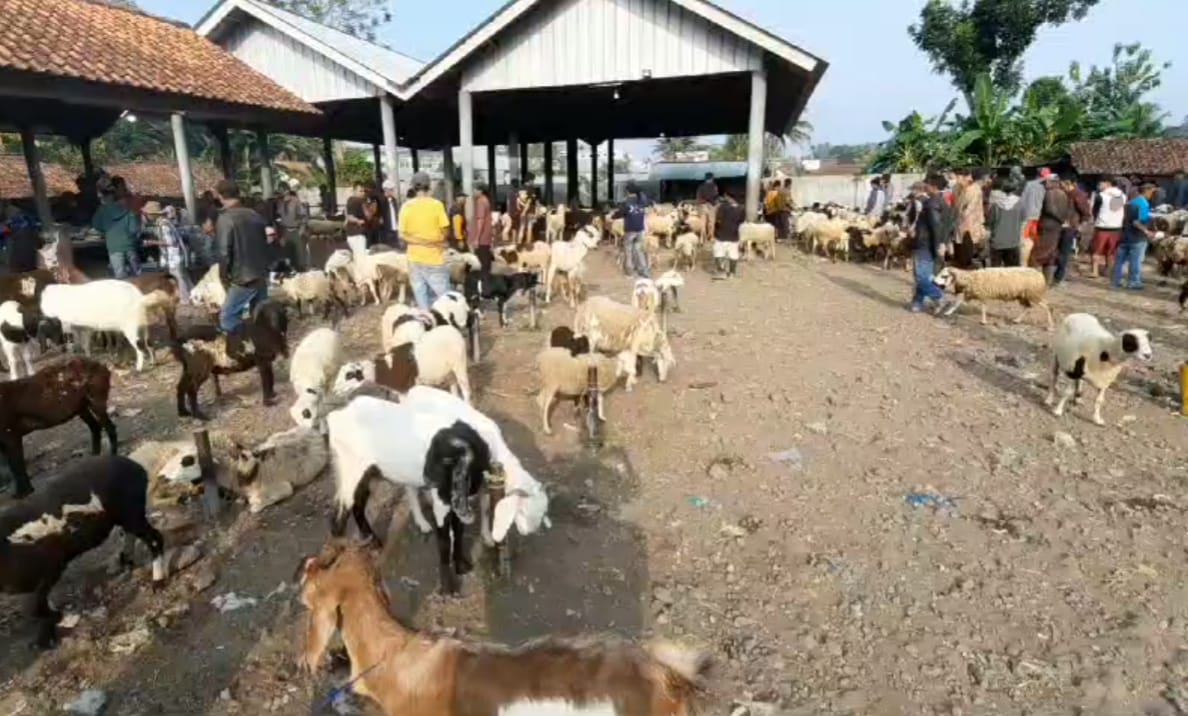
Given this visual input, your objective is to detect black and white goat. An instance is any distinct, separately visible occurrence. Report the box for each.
[0,300,63,380]
[0,455,165,647]
[463,271,539,328]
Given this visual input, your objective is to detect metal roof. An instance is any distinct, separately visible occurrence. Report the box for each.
[650,161,748,181]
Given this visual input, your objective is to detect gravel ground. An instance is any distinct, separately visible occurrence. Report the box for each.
[1,246,1186,716]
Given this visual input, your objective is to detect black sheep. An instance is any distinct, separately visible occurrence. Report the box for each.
[548,326,591,356]
[423,420,492,595]
[464,271,539,328]
[0,455,165,648]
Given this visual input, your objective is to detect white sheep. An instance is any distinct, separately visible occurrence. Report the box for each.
[654,269,685,313]
[509,241,551,274]
[327,388,549,540]
[190,264,227,310]
[933,267,1054,329]
[40,281,152,371]
[672,231,699,271]
[1045,313,1153,426]
[574,296,675,390]
[536,346,634,434]
[431,291,471,333]
[354,251,410,305]
[334,324,471,403]
[645,211,677,248]
[545,204,567,242]
[287,327,343,425]
[380,302,418,352]
[739,222,777,261]
[274,270,346,318]
[805,218,848,261]
[631,279,661,314]
[544,226,599,306]
[444,250,481,287]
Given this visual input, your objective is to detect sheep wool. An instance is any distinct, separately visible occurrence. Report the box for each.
[289,327,343,395]
[191,264,227,309]
[1046,312,1153,426]
[536,347,632,433]
[739,222,776,260]
[935,267,1053,329]
[233,426,329,513]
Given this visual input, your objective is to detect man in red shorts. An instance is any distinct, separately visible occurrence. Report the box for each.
[1090,176,1126,278]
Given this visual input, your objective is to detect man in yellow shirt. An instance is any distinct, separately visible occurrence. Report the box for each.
[398,171,450,308]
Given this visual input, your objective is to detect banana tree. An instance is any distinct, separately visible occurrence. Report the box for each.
[951,74,1020,166]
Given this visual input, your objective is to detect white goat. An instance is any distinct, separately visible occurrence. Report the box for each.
[40,281,152,371]
[544,227,599,306]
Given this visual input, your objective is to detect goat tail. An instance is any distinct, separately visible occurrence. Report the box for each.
[647,639,712,686]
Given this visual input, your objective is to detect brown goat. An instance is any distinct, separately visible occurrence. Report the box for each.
[0,358,116,498]
[300,542,711,716]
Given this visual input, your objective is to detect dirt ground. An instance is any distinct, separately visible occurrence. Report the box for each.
[1,245,1187,716]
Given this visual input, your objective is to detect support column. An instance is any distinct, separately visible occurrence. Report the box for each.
[442,146,455,204]
[566,138,579,205]
[372,144,383,188]
[607,138,615,203]
[508,134,520,185]
[19,126,52,228]
[543,142,554,204]
[212,125,234,179]
[411,148,420,172]
[321,136,337,214]
[256,129,273,199]
[170,113,197,224]
[380,94,400,196]
[590,141,599,207]
[745,68,768,221]
[458,90,475,232]
[486,143,497,190]
[80,139,95,183]
[519,142,529,182]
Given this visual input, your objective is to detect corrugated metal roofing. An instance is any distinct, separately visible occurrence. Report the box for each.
[650,161,747,181]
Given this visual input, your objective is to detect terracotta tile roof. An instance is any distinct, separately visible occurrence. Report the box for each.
[0,0,318,115]
[1069,139,1188,177]
[0,155,223,199]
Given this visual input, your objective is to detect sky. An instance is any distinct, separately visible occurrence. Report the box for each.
[145,0,1187,153]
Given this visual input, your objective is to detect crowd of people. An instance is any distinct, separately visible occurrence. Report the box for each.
[897,166,1167,313]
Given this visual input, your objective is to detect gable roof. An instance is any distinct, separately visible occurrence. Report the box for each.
[399,0,826,97]
[0,0,318,115]
[196,0,425,97]
[1069,138,1188,176]
[0,156,224,199]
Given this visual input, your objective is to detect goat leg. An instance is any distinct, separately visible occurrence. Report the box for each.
[257,359,277,407]
[452,514,472,576]
[31,573,63,649]
[3,437,32,498]
[77,408,103,455]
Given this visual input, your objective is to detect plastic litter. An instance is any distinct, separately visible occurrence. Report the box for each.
[766,447,805,470]
[63,689,107,715]
[688,496,710,509]
[211,592,258,613]
[904,492,958,511]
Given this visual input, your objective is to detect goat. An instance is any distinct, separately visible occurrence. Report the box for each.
[0,300,63,380]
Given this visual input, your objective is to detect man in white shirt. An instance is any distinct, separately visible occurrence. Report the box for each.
[1090,176,1126,278]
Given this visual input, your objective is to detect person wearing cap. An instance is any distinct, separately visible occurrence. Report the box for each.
[399,171,451,308]
[612,182,652,278]
[277,178,308,269]
[215,179,272,337]
[1113,181,1157,290]
[92,179,143,278]
[143,201,192,304]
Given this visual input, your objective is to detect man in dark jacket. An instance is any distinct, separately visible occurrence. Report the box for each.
[909,174,951,313]
[713,191,746,279]
[612,182,652,278]
[216,179,272,334]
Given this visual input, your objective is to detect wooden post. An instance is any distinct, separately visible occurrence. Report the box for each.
[19,125,53,229]
[469,309,481,363]
[484,467,512,579]
[528,285,538,330]
[585,364,603,448]
[194,429,220,520]
[659,291,669,334]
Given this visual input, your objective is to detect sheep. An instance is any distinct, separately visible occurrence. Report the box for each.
[865,222,910,270]
[739,222,777,261]
[1045,313,1153,426]
[0,455,166,648]
[794,210,828,248]
[544,226,599,306]
[645,211,677,248]
[463,271,539,328]
[536,347,634,434]
[0,300,62,380]
[170,302,289,420]
[632,278,662,314]
[805,218,849,261]
[0,358,116,498]
[299,542,709,716]
[431,290,471,333]
[655,269,685,314]
[124,273,181,339]
[327,388,549,556]
[334,325,471,403]
[1153,235,1188,277]
[380,303,420,351]
[548,326,591,356]
[933,266,1054,329]
[354,251,410,305]
[545,204,567,242]
[274,270,349,319]
[152,427,328,513]
[40,280,152,371]
[445,249,481,287]
[574,296,676,390]
[286,328,343,426]
[672,231,700,271]
[190,264,227,311]
[504,241,551,276]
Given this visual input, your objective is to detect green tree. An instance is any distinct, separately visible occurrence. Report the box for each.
[653,136,706,160]
[909,0,1100,100]
[1072,42,1171,137]
[263,0,391,42]
[952,73,1021,166]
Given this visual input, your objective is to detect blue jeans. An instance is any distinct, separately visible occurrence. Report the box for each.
[911,250,944,307]
[109,250,141,279]
[1112,240,1147,288]
[623,231,650,278]
[219,282,267,333]
[410,263,450,309]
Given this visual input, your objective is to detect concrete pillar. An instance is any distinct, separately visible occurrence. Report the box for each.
[372,144,383,188]
[508,134,520,185]
[590,141,599,207]
[80,139,95,183]
[745,68,767,221]
[486,143,497,191]
[170,113,197,223]
[458,90,475,234]
[443,146,455,204]
[19,126,52,228]
[321,136,337,213]
[380,94,400,195]
[256,129,274,199]
[543,142,554,204]
[607,138,615,203]
[211,125,234,179]
[411,148,420,172]
[519,142,529,182]
[566,138,579,205]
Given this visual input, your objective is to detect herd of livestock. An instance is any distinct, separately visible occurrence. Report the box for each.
[0,188,1174,715]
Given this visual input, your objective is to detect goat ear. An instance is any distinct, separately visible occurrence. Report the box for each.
[492,495,521,542]
[302,603,340,674]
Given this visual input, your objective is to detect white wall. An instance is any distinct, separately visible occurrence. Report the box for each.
[791,173,924,209]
